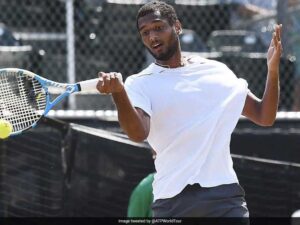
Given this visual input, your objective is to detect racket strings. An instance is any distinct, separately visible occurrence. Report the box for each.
[0,71,46,132]
[0,73,36,130]
[8,78,40,129]
[0,75,41,131]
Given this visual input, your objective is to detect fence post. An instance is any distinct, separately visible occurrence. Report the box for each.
[66,0,76,109]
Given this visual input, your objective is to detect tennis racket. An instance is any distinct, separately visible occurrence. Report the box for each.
[0,68,100,136]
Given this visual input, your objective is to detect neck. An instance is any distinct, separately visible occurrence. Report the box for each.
[155,52,185,69]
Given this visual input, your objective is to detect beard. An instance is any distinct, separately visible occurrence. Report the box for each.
[146,33,180,61]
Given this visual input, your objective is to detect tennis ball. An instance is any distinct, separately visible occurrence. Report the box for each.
[0,119,13,139]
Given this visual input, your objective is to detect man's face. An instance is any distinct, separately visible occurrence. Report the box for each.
[137,11,180,61]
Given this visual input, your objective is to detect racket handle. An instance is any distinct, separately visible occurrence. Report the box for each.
[77,78,100,92]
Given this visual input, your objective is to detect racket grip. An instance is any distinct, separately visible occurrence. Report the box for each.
[77,78,100,92]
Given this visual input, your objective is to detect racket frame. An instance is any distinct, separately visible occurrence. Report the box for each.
[0,68,83,136]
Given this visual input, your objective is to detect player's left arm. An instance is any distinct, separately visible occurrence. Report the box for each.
[242,24,283,126]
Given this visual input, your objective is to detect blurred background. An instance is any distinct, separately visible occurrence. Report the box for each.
[1,0,300,220]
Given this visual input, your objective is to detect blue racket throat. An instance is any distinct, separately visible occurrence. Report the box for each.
[34,74,80,114]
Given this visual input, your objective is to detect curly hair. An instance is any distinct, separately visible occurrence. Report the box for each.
[136,1,178,29]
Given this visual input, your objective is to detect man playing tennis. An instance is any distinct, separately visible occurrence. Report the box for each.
[96,0,282,219]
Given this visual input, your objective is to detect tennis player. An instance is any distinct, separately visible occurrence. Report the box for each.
[96,1,282,219]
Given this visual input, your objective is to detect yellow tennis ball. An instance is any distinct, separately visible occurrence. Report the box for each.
[0,119,13,139]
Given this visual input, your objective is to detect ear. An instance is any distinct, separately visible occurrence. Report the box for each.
[174,20,182,35]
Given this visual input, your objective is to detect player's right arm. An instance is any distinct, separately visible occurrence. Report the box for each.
[96,72,150,142]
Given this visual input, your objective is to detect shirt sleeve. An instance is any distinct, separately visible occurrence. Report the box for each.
[124,76,152,117]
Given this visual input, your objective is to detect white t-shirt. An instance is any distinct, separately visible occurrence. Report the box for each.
[125,56,249,201]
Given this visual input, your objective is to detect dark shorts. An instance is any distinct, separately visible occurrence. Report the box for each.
[152,183,249,219]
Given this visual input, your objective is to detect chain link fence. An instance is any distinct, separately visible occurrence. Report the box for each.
[0,0,299,111]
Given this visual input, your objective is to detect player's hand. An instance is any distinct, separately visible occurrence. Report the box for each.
[267,24,283,73]
[97,72,124,94]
